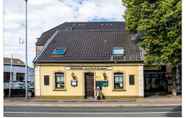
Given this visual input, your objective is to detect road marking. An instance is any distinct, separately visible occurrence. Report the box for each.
[4,104,181,108]
[4,107,181,111]
[4,105,181,108]
[4,111,181,115]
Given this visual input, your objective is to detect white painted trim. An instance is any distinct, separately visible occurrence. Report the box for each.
[138,65,144,96]
[34,66,41,96]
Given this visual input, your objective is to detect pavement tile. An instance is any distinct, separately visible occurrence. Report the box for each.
[4,96,182,107]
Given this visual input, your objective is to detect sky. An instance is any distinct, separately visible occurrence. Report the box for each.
[3,0,126,67]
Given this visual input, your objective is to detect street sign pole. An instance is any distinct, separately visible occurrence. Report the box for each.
[24,0,28,99]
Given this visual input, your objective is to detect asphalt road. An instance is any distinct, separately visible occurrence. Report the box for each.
[4,106,181,117]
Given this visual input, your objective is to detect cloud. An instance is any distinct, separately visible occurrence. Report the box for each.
[76,0,125,21]
[4,0,125,67]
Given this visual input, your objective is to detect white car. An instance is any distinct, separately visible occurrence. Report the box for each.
[4,81,34,90]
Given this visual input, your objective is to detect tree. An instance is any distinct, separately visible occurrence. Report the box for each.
[122,0,181,95]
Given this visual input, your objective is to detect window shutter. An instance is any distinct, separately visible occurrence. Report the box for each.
[129,75,135,85]
[44,75,49,85]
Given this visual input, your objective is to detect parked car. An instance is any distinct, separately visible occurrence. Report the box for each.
[4,81,34,97]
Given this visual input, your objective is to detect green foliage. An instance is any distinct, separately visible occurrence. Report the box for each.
[122,0,181,66]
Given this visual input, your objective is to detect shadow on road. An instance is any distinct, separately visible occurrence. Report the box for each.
[166,106,182,117]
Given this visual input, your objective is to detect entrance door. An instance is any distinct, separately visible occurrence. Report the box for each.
[84,72,94,98]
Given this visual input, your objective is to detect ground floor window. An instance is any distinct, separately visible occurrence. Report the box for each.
[114,72,124,89]
[55,72,64,89]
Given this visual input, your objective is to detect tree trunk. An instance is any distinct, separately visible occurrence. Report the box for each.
[175,63,181,95]
[172,79,177,96]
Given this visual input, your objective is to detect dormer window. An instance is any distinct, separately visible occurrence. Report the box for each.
[49,48,66,56]
[111,47,125,61]
[112,47,125,55]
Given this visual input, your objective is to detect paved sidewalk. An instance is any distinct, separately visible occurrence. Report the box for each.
[4,96,181,107]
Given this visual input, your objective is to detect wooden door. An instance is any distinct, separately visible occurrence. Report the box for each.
[85,72,94,98]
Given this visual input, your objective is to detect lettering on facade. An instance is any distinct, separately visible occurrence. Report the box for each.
[66,66,112,70]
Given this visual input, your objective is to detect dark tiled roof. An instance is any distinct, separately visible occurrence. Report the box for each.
[34,29,142,63]
[36,22,125,46]
[4,57,25,66]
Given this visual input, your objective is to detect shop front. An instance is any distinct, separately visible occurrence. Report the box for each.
[34,64,144,99]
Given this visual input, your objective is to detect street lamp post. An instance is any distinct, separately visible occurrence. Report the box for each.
[24,0,28,99]
[8,54,13,97]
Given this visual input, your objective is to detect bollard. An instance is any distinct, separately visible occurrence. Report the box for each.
[28,91,32,98]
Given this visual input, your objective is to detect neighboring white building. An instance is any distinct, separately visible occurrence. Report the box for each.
[4,57,34,89]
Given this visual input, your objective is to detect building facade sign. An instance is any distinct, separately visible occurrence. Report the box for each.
[96,80,108,88]
[66,66,112,70]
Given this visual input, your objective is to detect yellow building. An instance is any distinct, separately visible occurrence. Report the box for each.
[34,22,144,99]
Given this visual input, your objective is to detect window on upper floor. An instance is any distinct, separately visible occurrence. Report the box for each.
[16,73,25,82]
[4,72,13,82]
[51,49,66,55]
[112,47,125,55]
[112,47,125,60]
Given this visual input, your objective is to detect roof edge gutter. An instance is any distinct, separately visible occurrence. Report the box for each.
[34,60,144,65]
